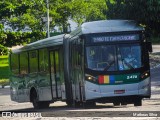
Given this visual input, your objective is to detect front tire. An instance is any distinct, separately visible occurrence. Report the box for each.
[31,90,50,109]
[134,99,142,106]
[83,101,96,108]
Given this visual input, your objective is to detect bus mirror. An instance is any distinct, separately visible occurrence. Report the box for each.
[147,42,152,52]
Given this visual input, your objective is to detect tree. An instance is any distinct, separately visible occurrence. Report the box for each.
[0,0,108,47]
[105,0,160,35]
[71,0,107,26]
[0,24,7,43]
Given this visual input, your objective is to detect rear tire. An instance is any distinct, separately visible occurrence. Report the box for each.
[113,102,120,106]
[32,90,40,109]
[121,102,127,106]
[41,101,50,108]
[31,90,50,109]
[134,99,142,106]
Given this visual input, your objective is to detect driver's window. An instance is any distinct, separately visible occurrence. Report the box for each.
[86,45,116,71]
[118,45,141,70]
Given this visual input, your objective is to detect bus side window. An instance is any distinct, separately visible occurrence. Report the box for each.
[20,52,28,75]
[39,49,49,72]
[29,50,38,73]
[11,54,19,75]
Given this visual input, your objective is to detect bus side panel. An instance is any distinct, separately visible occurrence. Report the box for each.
[85,81,101,100]
[10,76,20,102]
[17,75,30,102]
[138,77,151,97]
[37,72,52,101]
[10,76,30,102]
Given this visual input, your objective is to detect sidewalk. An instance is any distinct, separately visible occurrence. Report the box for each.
[0,85,10,89]
[152,45,160,53]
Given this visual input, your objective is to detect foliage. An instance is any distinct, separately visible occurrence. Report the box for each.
[105,0,160,36]
[0,79,9,87]
[71,0,107,26]
[0,44,9,55]
[0,31,46,47]
[0,24,7,43]
[0,0,107,33]
[0,0,159,45]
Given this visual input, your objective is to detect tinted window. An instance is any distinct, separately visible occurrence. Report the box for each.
[39,49,48,72]
[29,50,38,73]
[20,52,28,74]
[117,45,142,70]
[11,54,19,75]
[86,44,142,71]
[86,45,116,71]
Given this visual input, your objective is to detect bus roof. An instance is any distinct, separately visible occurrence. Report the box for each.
[12,34,68,53]
[70,20,144,36]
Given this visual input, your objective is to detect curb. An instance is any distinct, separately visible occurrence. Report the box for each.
[0,85,10,89]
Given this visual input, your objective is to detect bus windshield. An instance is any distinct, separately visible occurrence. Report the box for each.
[86,44,142,71]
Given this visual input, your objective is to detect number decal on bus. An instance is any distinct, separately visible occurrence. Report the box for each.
[127,75,138,79]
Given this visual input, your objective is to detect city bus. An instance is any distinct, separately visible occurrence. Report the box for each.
[9,20,152,109]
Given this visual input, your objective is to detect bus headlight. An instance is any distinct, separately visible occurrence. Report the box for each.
[85,74,97,82]
[141,71,149,79]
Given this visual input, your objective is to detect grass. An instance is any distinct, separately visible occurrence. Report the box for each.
[0,55,10,86]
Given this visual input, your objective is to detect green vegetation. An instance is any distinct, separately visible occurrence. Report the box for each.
[106,0,160,39]
[0,44,9,55]
[0,79,9,88]
[0,55,10,87]
[0,0,159,46]
[151,36,160,44]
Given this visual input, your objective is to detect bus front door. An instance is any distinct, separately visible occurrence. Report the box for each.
[49,50,62,99]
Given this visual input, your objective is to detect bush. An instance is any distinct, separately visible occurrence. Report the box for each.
[0,79,9,88]
[0,44,9,55]
[0,31,46,47]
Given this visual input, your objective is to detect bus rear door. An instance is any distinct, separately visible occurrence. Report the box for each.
[49,50,62,99]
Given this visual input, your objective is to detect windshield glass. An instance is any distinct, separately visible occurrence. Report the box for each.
[117,45,142,70]
[86,44,142,71]
[86,45,116,71]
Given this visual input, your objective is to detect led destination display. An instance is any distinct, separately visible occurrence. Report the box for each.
[85,34,140,43]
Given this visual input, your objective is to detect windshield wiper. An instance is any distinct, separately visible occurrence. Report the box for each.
[123,59,134,69]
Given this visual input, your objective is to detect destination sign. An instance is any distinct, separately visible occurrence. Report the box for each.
[92,34,139,43]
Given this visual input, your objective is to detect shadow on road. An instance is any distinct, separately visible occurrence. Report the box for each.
[0,104,120,113]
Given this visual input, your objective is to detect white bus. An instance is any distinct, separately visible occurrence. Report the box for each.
[9,20,152,109]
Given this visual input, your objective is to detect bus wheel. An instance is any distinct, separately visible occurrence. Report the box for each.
[113,102,120,106]
[41,101,50,108]
[66,100,73,107]
[74,101,81,108]
[31,90,40,109]
[134,99,142,106]
[31,90,50,109]
[83,101,96,108]
[121,102,127,106]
